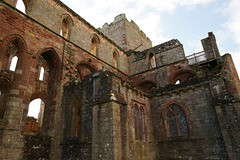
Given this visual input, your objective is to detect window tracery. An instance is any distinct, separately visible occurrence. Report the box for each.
[134,104,145,140]
[167,104,188,136]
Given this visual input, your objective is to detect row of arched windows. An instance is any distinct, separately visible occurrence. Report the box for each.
[133,103,189,141]
[0,32,62,136]
[15,0,120,69]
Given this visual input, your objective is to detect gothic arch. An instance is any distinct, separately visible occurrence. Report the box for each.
[75,62,97,80]
[30,91,47,102]
[30,48,61,134]
[34,48,61,72]
[139,80,156,91]
[90,34,100,56]
[1,34,27,70]
[147,51,156,69]
[169,69,196,84]
[60,13,74,39]
[162,101,192,137]
[113,49,119,68]
[1,34,27,56]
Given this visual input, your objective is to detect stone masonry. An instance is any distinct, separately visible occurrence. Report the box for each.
[0,0,240,160]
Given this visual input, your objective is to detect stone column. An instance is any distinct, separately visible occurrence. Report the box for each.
[92,101,122,160]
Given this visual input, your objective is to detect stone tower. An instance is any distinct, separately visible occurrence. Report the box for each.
[100,14,152,51]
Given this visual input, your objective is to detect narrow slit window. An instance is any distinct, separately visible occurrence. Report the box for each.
[60,29,63,36]
[113,51,118,68]
[39,67,44,81]
[61,18,69,38]
[9,56,18,71]
[134,105,139,140]
[149,53,156,69]
[139,107,144,140]
[134,104,145,141]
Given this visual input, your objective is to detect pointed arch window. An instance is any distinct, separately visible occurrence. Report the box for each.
[113,50,119,68]
[5,40,21,72]
[167,104,188,136]
[134,104,144,140]
[91,35,100,56]
[60,15,73,39]
[61,18,69,38]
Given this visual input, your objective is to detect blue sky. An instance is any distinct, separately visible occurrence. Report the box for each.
[16,0,240,117]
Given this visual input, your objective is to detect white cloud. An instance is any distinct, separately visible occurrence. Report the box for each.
[223,0,240,45]
[230,51,240,77]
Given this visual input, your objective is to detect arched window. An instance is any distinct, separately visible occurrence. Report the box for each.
[16,0,26,14]
[91,35,100,56]
[167,104,188,136]
[60,15,73,39]
[139,81,156,91]
[5,40,21,72]
[36,55,49,83]
[169,70,196,84]
[75,63,96,80]
[149,53,156,69]
[61,18,69,38]
[25,98,45,134]
[9,56,18,71]
[113,50,118,68]
[134,104,144,140]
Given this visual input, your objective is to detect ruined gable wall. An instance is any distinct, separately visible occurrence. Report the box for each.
[129,39,185,76]
[129,40,188,89]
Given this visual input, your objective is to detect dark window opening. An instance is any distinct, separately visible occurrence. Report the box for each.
[167,104,188,136]
[113,51,118,68]
[91,35,99,56]
[61,18,69,38]
[134,104,144,140]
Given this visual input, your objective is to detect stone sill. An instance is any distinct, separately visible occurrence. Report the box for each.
[157,136,204,143]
